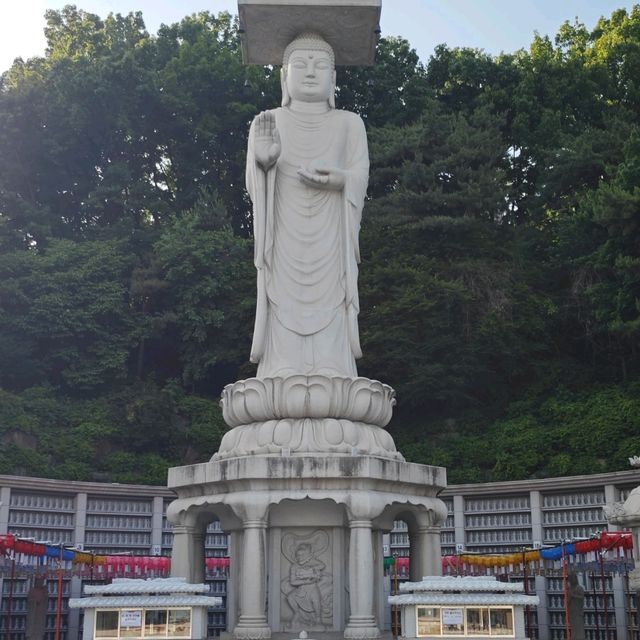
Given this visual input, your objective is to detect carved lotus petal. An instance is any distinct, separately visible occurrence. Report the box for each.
[324,419,344,446]
[273,420,292,447]
[244,386,268,421]
[256,420,275,447]
[221,375,395,428]
[308,378,334,417]
[342,420,358,446]
[281,377,310,418]
[213,418,404,461]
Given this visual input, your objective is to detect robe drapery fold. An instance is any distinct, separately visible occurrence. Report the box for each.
[246,107,369,378]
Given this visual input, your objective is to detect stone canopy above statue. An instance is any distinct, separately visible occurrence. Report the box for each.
[238,0,381,65]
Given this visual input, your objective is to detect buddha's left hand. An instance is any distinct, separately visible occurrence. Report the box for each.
[297,163,345,191]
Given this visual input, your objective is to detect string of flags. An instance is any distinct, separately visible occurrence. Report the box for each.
[0,534,230,579]
[2,531,634,580]
[385,531,634,577]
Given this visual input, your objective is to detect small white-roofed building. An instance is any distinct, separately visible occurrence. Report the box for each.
[388,576,539,640]
[69,578,222,640]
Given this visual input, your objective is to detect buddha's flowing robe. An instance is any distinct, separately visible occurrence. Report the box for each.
[246,107,369,378]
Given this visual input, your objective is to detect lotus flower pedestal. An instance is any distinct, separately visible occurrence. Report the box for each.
[217,376,400,459]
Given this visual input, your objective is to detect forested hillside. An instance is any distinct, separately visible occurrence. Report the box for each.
[1,6,639,484]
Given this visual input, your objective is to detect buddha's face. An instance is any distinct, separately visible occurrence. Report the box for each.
[286,49,334,103]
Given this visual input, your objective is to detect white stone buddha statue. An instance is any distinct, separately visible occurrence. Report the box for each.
[218,33,396,459]
[246,33,369,379]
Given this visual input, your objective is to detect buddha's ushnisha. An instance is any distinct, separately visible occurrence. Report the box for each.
[247,33,369,378]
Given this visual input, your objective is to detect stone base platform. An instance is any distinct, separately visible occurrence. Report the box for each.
[220,632,395,640]
[167,455,447,640]
[168,455,445,508]
[221,632,394,640]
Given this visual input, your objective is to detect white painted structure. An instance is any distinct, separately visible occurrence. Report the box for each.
[69,578,221,640]
[389,577,539,640]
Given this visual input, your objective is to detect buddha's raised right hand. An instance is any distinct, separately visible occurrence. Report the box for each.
[254,111,281,170]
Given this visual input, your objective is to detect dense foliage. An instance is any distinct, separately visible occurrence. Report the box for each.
[0,6,639,484]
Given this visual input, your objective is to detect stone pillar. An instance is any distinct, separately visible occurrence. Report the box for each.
[534,575,549,638]
[68,576,83,640]
[151,495,164,554]
[171,524,205,583]
[69,487,87,640]
[193,527,206,583]
[373,529,386,631]
[345,519,381,639]
[410,525,442,579]
[69,488,86,639]
[74,492,87,547]
[453,494,465,551]
[233,519,271,640]
[612,574,627,640]
[0,486,11,534]
[409,506,446,581]
[226,531,239,631]
[530,490,543,547]
[409,528,420,582]
[604,483,618,530]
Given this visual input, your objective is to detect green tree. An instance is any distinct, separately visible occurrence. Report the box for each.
[0,239,134,391]
[154,191,254,390]
[1,4,640,484]
[338,36,430,127]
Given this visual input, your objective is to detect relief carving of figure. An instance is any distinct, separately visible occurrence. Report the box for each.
[281,531,332,630]
[246,33,369,378]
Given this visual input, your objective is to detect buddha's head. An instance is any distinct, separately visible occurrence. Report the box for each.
[281,33,336,108]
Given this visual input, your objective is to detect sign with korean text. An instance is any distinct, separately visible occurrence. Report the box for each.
[120,610,142,628]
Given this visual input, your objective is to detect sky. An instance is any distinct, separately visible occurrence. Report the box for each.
[0,0,636,73]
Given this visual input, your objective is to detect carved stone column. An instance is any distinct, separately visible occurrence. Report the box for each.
[170,524,205,583]
[233,519,271,640]
[409,506,446,581]
[345,519,381,640]
[409,525,442,580]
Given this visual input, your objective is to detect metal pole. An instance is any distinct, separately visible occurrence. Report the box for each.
[562,545,572,640]
[55,546,64,640]
[625,570,635,640]
[600,553,610,640]
[523,548,532,640]
[392,557,399,639]
[591,571,601,640]
[6,554,15,640]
